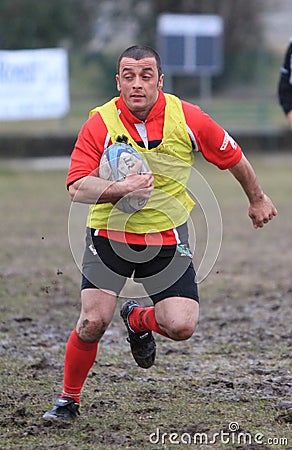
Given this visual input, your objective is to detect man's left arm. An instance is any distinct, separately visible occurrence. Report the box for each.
[229,154,277,229]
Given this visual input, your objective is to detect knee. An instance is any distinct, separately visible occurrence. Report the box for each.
[172,324,195,341]
[76,317,108,342]
[161,321,196,341]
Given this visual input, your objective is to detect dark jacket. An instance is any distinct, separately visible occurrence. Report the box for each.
[278,37,292,115]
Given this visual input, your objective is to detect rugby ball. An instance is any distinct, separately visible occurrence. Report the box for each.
[99,142,149,214]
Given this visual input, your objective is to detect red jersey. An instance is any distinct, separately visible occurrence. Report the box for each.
[67,91,242,245]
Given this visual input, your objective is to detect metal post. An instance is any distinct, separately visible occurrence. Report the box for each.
[199,74,212,104]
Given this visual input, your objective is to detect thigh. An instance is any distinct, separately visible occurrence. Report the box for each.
[77,288,118,341]
[80,288,117,324]
[135,246,199,304]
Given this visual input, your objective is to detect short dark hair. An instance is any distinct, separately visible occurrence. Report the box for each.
[117,45,162,77]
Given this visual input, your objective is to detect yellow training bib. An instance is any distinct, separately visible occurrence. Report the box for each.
[87,94,194,233]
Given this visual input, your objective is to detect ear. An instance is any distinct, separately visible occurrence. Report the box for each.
[158,74,164,90]
[116,74,121,92]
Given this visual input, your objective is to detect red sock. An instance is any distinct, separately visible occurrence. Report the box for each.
[128,306,170,338]
[61,329,98,403]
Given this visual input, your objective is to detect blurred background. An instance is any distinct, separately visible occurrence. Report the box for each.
[0,0,291,158]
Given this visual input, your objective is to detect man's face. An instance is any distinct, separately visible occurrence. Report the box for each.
[116,57,164,120]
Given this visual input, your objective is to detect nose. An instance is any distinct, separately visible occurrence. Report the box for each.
[132,75,142,89]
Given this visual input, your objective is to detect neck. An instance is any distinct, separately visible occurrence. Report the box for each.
[132,110,148,121]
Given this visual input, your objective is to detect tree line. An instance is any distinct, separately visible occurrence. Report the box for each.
[0,0,265,56]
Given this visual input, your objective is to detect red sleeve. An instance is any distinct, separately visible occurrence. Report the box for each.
[181,101,242,170]
[66,112,108,188]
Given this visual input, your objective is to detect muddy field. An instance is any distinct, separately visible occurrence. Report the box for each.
[0,153,291,449]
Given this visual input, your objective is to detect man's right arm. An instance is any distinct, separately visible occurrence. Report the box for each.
[68,172,154,205]
[69,175,121,204]
[67,112,154,205]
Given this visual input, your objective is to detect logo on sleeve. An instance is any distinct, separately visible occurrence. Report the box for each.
[220,131,237,151]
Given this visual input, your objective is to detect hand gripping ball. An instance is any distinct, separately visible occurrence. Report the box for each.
[99,142,150,214]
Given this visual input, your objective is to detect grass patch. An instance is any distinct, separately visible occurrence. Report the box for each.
[0,156,291,449]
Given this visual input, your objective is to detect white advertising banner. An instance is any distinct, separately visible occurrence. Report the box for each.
[0,48,70,120]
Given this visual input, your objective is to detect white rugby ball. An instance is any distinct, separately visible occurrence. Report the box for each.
[99,142,149,214]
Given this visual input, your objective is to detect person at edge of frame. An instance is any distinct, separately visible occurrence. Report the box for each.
[43,45,277,422]
[278,36,292,127]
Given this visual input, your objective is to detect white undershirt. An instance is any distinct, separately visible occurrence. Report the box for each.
[134,122,148,149]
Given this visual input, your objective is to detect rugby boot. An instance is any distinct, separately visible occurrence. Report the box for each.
[120,300,156,369]
[43,397,80,422]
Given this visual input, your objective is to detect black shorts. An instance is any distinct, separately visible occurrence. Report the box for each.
[81,228,199,305]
